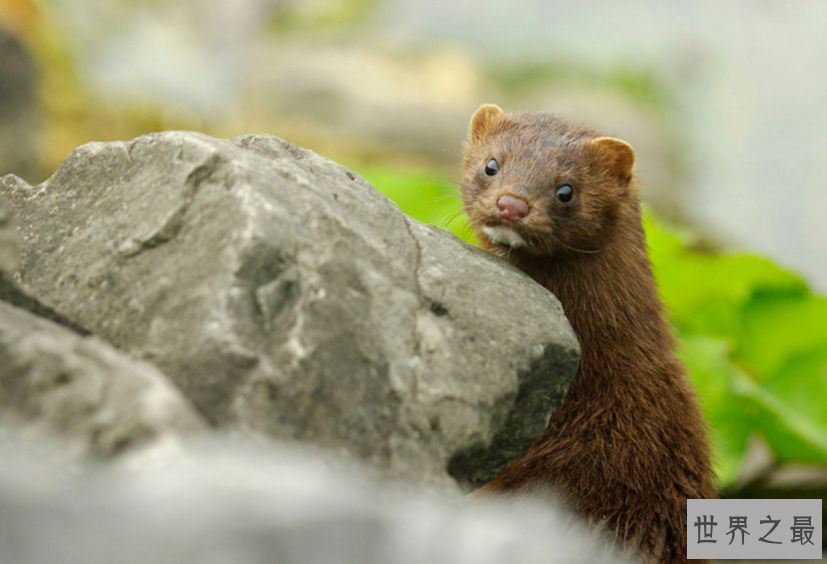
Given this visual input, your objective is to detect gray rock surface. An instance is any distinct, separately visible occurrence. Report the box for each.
[0,192,85,333]
[0,275,90,335]
[0,192,18,273]
[0,431,627,564]
[0,300,205,458]
[0,132,579,488]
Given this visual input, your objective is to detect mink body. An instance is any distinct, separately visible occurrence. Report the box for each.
[461,105,715,564]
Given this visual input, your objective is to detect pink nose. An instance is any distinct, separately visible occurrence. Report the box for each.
[497,195,529,222]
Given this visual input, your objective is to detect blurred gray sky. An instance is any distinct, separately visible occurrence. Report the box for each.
[374,0,827,291]
[33,0,827,292]
[376,0,827,291]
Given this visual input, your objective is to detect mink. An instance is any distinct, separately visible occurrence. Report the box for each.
[461,104,715,564]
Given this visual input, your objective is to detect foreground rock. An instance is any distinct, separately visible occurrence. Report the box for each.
[0,432,626,564]
[0,191,18,273]
[1,132,579,488]
[0,300,205,458]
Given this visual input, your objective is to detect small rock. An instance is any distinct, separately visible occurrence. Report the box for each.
[0,432,627,564]
[0,300,205,459]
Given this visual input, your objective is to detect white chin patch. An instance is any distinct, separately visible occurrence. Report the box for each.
[483,226,527,248]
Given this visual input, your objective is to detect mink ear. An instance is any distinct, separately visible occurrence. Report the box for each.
[589,137,635,183]
[469,104,505,143]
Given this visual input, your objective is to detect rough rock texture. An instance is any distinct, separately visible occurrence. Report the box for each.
[0,275,90,335]
[0,432,626,564]
[0,193,87,334]
[0,132,579,488]
[0,192,18,273]
[0,300,205,458]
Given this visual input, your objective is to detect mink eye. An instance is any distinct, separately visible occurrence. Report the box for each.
[484,158,499,176]
[556,184,574,203]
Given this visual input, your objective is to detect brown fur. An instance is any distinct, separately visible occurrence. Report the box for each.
[462,105,715,563]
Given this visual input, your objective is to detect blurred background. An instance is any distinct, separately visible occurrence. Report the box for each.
[0,0,824,523]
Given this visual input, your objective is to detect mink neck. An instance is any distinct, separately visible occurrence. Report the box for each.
[513,214,669,370]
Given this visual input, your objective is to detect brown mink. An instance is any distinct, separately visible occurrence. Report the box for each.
[461,104,715,564]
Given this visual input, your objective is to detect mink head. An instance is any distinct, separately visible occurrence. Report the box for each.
[461,104,639,257]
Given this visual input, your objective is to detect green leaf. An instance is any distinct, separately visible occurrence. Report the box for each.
[733,369,827,464]
[679,336,754,487]
[645,209,808,348]
[736,293,827,381]
[656,254,804,336]
[346,163,475,244]
[642,208,692,260]
[646,208,827,474]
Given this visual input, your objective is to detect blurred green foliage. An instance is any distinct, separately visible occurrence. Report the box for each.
[646,214,827,487]
[266,0,380,35]
[345,163,476,243]
[354,163,827,489]
[491,62,674,112]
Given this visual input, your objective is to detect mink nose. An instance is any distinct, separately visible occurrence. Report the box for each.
[497,195,529,222]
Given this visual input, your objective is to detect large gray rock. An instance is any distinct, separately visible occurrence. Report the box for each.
[0,300,205,458]
[0,432,626,564]
[0,132,579,488]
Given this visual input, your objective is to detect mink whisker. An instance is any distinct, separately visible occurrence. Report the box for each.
[460,223,475,242]
[449,180,481,194]
[435,203,464,219]
[430,194,463,204]
[442,210,466,227]
[441,147,464,159]
[548,214,572,223]
[549,230,602,255]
